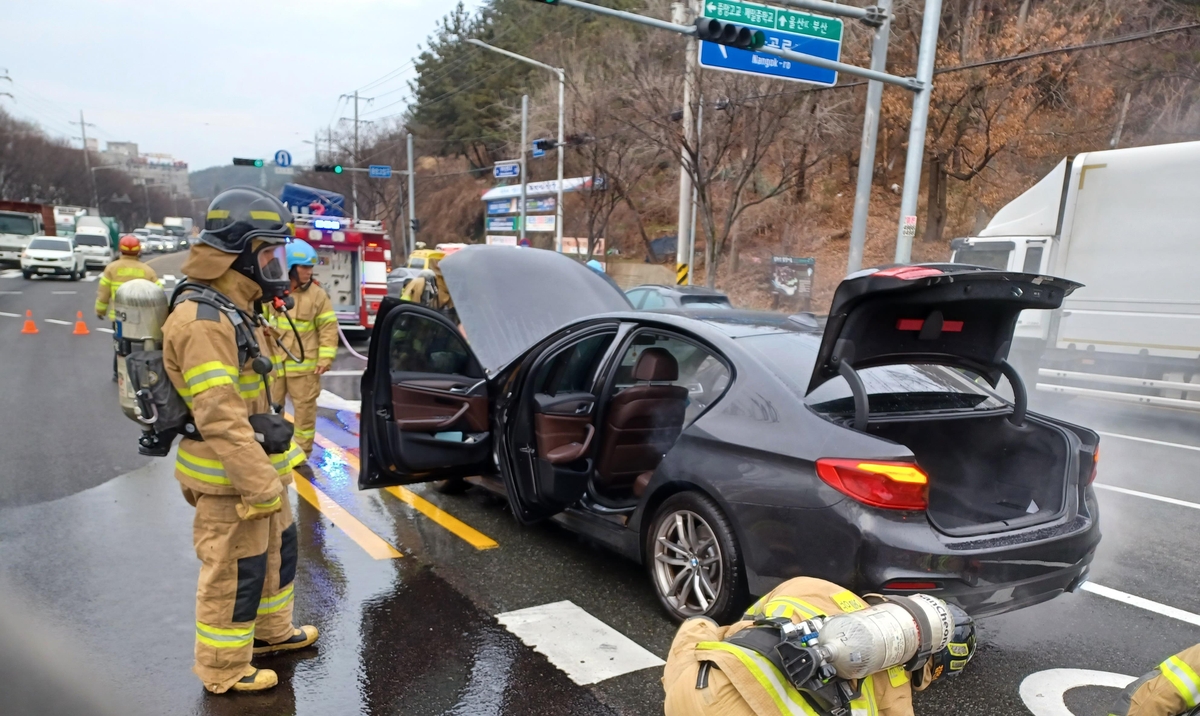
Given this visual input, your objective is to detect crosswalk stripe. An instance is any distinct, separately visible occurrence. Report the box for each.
[1,269,22,279]
[497,601,665,685]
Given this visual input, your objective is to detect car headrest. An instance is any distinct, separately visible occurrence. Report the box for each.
[633,347,678,382]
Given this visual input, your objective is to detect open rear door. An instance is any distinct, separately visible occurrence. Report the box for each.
[360,299,491,489]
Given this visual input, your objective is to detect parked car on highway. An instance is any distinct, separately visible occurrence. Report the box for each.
[145,234,166,253]
[359,248,1101,623]
[386,267,422,299]
[626,284,732,311]
[72,233,113,269]
[160,236,178,252]
[21,236,86,280]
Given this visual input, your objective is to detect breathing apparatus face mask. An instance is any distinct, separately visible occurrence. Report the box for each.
[234,242,291,301]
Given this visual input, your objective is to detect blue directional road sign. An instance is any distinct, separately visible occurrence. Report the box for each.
[494,162,521,179]
[699,0,842,87]
[274,149,292,168]
[368,164,392,179]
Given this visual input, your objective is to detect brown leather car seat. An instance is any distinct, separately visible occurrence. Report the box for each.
[594,347,689,494]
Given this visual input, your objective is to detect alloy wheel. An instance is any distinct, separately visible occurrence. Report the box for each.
[651,509,724,618]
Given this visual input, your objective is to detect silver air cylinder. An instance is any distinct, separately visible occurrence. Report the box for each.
[816,594,953,680]
[113,279,168,423]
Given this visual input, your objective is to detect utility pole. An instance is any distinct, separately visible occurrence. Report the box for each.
[1110,92,1132,149]
[847,0,893,274]
[466,39,567,253]
[520,94,529,245]
[73,110,100,210]
[672,0,697,285]
[407,132,416,256]
[339,91,374,222]
[894,0,944,264]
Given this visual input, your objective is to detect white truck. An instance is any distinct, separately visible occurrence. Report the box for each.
[950,141,1200,410]
[0,201,56,265]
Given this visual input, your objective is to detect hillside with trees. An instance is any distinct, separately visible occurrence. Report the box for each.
[276,0,1200,308]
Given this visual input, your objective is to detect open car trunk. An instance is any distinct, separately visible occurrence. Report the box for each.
[866,413,1078,536]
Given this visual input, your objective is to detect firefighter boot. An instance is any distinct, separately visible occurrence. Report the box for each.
[253,625,319,655]
[229,666,278,693]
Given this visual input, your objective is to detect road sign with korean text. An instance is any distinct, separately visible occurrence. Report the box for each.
[699,0,843,87]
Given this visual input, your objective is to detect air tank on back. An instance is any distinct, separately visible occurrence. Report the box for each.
[112,279,168,422]
[816,594,954,680]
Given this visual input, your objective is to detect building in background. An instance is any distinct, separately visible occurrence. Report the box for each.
[97,141,190,198]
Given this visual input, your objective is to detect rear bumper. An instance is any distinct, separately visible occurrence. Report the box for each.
[732,489,1101,618]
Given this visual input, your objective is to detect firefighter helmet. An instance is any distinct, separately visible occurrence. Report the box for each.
[118,235,142,256]
[199,187,293,254]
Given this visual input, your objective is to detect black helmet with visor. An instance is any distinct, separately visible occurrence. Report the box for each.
[200,187,294,301]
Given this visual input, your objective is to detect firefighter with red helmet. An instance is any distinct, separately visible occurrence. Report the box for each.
[96,235,160,380]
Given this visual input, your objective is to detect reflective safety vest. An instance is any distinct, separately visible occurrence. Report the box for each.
[1161,655,1200,711]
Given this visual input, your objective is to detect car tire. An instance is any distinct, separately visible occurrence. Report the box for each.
[646,491,748,624]
[21,270,31,279]
[70,269,80,281]
[433,478,472,495]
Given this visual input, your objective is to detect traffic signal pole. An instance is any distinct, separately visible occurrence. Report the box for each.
[672,0,697,286]
[847,0,893,273]
[894,0,943,263]
[520,95,529,245]
[466,39,566,253]
[408,132,417,256]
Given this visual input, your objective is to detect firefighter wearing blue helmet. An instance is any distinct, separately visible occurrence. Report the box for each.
[264,238,338,456]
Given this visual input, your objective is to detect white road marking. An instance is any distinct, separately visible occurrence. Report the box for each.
[0,311,21,317]
[317,389,360,413]
[1097,430,1200,452]
[1082,582,1200,628]
[0,269,22,279]
[44,318,72,325]
[51,291,77,295]
[82,274,99,282]
[95,326,114,333]
[1020,669,1136,716]
[0,290,22,295]
[1094,483,1200,511]
[496,600,665,686]
[323,370,365,377]
[163,274,176,282]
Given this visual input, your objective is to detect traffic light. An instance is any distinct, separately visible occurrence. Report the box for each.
[315,164,344,174]
[410,219,421,233]
[233,158,264,167]
[533,139,557,152]
[694,18,766,50]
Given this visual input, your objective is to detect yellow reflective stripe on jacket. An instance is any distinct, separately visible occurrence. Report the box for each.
[272,444,306,475]
[176,448,232,486]
[238,373,264,399]
[258,583,294,615]
[284,359,318,374]
[1162,656,1200,708]
[697,642,821,716]
[745,596,825,622]
[252,495,281,510]
[115,266,148,278]
[181,361,239,395]
[315,311,337,326]
[195,621,254,649]
[294,426,316,440]
[318,346,337,359]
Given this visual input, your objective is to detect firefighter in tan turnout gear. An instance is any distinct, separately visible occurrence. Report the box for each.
[1110,644,1200,716]
[662,577,976,716]
[162,187,317,694]
[96,235,159,380]
[264,239,337,456]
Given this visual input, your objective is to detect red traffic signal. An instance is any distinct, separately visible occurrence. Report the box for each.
[695,18,766,50]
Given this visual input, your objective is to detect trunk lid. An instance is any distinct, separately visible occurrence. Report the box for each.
[807,265,1080,394]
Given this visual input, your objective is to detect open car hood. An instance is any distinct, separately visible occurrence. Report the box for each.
[807,265,1081,393]
[440,245,632,374]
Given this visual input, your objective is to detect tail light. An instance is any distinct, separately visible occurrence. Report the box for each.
[884,580,941,591]
[1088,445,1099,485]
[815,459,929,510]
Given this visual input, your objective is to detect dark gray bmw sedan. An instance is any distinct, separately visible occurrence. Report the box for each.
[359,246,1101,623]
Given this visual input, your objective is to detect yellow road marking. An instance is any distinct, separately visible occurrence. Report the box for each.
[311,432,499,551]
[290,471,403,560]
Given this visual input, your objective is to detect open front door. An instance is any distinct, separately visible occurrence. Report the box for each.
[360,299,491,490]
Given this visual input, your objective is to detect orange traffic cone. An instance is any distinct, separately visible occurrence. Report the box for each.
[20,310,38,334]
[73,311,90,335]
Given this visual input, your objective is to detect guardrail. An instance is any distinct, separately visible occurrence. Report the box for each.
[1035,368,1200,411]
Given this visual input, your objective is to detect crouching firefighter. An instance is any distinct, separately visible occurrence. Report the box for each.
[662,577,977,716]
[157,187,317,693]
[1109,644,1200,716]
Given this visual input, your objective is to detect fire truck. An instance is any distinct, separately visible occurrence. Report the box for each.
[280,184,391,330]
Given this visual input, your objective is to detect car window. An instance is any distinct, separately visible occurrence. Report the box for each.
[0,215,36,235]
[388,311,482,378]
[27,238,71,252]
[1022,245,1045,273]
[625,289,647,309]
[75,235,108,247]
[680,296,731,309]
[739,332,1007,414]
[639,291,668,310]
[408,258,425,269]
[953,246,1011,270]
[534,332,616,396]
[612,331,731,425]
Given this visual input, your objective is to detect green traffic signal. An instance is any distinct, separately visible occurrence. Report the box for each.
[334,165,343,174]
[695,18,765,50]
[254,159,264,168]
[233,157,265,167]
[314,164,345,174]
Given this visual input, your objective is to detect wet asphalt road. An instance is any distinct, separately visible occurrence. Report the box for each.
[1,253,1199,715]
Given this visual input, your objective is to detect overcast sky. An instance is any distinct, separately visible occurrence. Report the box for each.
[3,0,487,171]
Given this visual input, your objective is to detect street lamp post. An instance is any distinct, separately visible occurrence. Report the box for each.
[467,39,566,253]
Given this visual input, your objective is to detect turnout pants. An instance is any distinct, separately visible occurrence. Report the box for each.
[187,490,298,693]
[272,372,322,455]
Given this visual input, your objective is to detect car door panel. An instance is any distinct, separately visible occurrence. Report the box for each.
[360,299,492,490]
